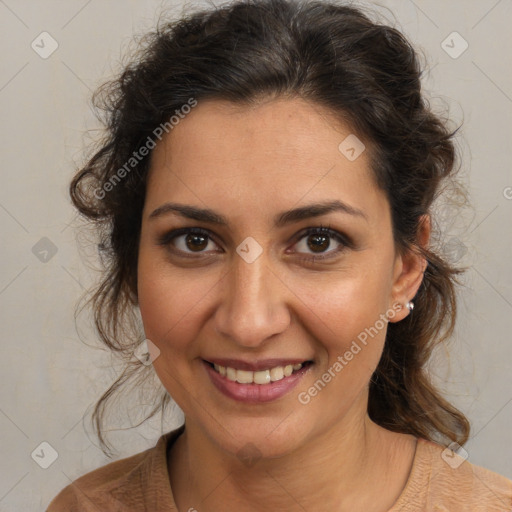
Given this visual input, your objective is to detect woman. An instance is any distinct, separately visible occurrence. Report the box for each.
[47,0,512,510]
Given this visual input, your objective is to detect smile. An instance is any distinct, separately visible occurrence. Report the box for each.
[212,362,305,385]
[203,359,313,403]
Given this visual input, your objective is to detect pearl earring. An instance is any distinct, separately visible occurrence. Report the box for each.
[406,301,414,312]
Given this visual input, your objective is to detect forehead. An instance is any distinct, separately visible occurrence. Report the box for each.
[145,97,388,228]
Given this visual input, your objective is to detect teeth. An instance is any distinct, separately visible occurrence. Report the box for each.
[211,362,305,384]
[236,370,253,384]
[254,370,271,384]
[213,363,226,376]
[269,366,284,381]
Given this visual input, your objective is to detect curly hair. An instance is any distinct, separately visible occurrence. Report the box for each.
[70,0,470,457]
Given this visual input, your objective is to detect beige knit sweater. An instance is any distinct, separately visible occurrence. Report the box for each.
[47,425,512,511]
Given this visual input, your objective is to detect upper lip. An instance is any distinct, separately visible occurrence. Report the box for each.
[204,358,312,372]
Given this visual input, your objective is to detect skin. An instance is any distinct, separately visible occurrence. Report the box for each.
[137,97,429,511]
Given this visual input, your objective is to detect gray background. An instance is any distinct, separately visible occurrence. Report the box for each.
[0,0,511,510]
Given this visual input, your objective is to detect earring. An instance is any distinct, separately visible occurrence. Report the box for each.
[406,301,414,312]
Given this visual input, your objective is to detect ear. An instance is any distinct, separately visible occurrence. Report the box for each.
[388,215,430,323]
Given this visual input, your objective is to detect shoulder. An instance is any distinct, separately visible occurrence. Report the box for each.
[46,426,184,512]
[46,448,151,511]
[392,437,512,511]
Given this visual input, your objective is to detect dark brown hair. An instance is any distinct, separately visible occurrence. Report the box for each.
[70,0,470,457]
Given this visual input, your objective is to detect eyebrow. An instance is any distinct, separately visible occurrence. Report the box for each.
[148,200,368,227]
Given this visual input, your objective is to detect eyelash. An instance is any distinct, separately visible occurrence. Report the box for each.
[157,224,351,263]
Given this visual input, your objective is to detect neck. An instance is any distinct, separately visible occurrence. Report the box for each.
[168,410,416,512]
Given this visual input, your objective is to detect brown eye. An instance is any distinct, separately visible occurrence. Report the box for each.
[306,233,330,253]
[185,232,209,252]
[293,226,350,261]
[158,227,220,256]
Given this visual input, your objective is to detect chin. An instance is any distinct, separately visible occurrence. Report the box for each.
[199,412,313,463]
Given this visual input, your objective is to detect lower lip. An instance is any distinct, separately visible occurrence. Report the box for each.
[203,361,311,403]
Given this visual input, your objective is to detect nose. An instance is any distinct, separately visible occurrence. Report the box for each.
[213,249,291,348]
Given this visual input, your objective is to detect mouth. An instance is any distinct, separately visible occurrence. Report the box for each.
[204,360,313,385]
[202,358,313,403]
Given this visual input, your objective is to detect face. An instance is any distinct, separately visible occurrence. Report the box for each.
[137,97,418,459]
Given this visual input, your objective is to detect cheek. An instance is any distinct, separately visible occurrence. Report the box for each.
[291,266,392,338]
[137,265,219,405]
[137,257,215,357]
[289,266,393,384]
[292,276,391,415]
